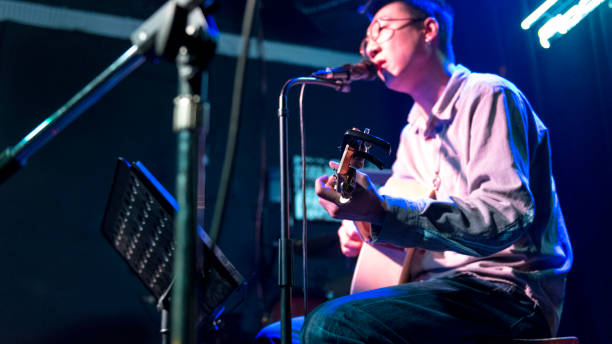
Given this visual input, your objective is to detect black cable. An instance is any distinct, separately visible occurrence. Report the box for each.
[253,0,269,321]
[298,83,309,316]
[209,0,259,245]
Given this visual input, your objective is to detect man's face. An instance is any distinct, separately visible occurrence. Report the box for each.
[363,1,427,92]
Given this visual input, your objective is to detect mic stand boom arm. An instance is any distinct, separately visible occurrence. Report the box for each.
[277,76,347,344]
[0,0,215,186]
[0,46,146,184]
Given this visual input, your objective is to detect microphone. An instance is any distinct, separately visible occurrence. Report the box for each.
[312,60,377,82]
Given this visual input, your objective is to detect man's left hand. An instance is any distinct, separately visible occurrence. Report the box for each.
[315,161,387,225]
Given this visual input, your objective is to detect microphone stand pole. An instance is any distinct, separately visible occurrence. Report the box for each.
[277,77,347,344]
[171,48,206,344]
[129,2,216,343]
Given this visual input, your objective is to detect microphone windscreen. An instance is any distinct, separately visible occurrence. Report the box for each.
[354,60,377,81]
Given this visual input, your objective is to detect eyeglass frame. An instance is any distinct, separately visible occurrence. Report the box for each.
[360,17,427,58]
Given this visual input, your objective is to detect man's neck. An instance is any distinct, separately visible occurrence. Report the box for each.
[410,58,455,114]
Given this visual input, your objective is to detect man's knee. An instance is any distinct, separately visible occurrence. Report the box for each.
[301,297,362,342]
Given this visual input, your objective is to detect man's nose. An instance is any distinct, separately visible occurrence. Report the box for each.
[366,41,381,60]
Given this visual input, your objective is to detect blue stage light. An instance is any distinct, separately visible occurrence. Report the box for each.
[522,0,607,48]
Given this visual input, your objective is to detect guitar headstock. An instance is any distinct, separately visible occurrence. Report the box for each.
[334,128,391,203]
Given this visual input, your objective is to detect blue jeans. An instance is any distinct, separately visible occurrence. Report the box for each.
[255,273,550,343]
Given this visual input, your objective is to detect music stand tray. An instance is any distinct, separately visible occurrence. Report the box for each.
[100,157,244,323]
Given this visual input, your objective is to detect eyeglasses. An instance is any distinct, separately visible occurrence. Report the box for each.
[360,17,426,58]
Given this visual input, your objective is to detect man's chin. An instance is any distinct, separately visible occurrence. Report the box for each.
[380,70,394,86]
[382,71,412,93]
[383,75,402,92]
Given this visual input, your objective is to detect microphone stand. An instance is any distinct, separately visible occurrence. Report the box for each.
[277,76,348,344]
[0,2,217,344]
[130,2,216,343]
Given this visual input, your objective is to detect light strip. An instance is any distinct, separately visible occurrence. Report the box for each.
[537,0,605,48]
[0,0,360,68]
[521,0,560,30]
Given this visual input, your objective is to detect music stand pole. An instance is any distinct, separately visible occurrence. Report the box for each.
[157,280,174,344]
[161,309,170,344]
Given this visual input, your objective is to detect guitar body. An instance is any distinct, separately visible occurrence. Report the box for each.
[350,178,434,294]
[350,241,407,294]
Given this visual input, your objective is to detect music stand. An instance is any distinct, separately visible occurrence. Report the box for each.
[100,158,244,342]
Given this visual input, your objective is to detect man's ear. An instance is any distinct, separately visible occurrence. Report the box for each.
[422,17,439,44]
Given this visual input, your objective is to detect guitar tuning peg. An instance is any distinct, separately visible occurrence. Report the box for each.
[363,128,372,153]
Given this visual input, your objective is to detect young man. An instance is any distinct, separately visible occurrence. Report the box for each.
[258,1,572,342]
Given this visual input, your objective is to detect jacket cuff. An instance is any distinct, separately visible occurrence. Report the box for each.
[370,195,428,244]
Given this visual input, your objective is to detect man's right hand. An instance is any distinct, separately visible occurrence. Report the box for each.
[338,220,364,257]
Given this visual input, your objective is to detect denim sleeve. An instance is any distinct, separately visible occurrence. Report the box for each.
[373,86,535,257]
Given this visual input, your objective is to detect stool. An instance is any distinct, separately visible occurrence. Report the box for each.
[512,337,579,344]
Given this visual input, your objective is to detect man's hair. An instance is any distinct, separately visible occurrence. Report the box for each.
[360,0,455,63]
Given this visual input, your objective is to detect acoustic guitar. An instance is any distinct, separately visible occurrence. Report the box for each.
[349,179,434,294]
[332,128,434,294]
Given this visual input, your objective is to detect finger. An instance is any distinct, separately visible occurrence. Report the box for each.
[318,197,340,217]
[338,226,349,243]
[348,228,362,240]
[353,170,373,189]
[315,177,341,204]
[314,175,329,195]
[344,238,363,249]
[341,246,357,257]
[338,225,357,241]
[340,219,354,228]
[339,233,362,250]
[338,226,362,245]
[328,160,339,170]
[340,227,360,241]
[341,246,361,258]
[324,174,337,188]
[340,240,362,257]
[339,220,359,235]
[317,174,329,184]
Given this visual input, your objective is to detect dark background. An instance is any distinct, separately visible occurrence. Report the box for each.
[0,0,610,343]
